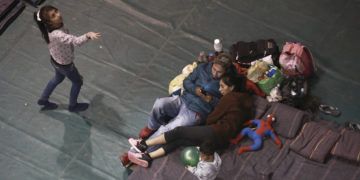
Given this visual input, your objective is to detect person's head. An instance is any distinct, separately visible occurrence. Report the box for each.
[265,114,276,124]
[199,140,216,161]
[33,5,63,43]
[219,74,247,96]
[211,53,233,79]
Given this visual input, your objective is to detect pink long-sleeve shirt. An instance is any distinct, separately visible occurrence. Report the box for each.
[48,28,89,65]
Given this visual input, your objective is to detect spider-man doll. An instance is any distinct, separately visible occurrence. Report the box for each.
[230,114,282,154]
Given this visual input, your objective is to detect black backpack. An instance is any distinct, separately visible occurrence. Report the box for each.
[229,39,280,68]
[280,76,308,107]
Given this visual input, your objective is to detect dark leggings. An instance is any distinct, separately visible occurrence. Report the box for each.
[162,125,217,154]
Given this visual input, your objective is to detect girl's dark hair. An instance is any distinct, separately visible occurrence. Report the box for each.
[199,140,216,156]
[221,74,247,93]
[33,5,62,44]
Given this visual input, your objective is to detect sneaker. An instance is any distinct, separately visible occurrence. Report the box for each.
[139,126,156,139]
[128,138,147,153]
[37,99,58,110]
[319,104,341,117]
[119,152,132,168]
[128,151,151,168]
[129,147,138,153]
[353,124,360,132]
[346,122,360,132]
[69,103,89,112]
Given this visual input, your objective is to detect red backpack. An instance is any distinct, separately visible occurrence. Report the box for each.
[279,42,316,78]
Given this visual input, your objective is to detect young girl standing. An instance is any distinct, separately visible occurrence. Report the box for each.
[34,5,100,112]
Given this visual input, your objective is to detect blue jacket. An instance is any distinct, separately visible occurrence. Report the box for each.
[181,62,222,121]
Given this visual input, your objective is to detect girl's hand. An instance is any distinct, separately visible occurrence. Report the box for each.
[86,32,101,40]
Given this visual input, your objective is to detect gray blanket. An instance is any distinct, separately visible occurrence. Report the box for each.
[129,98,360,180]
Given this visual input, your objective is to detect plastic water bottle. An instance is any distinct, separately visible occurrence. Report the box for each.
[207,38,223,62]
[213,38,223,53]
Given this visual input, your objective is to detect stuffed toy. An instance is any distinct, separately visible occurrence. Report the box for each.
[230,114,282,154]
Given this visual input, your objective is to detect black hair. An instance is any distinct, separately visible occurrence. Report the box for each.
[199,140,216,156]
[33,11,49,43]
[221,73,247,93]
[33,5,62,44]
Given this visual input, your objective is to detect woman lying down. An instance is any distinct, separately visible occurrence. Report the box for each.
[128,74,255,180]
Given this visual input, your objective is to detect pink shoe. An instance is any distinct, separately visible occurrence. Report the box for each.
[128,151,151,168]
[128,138,147,153]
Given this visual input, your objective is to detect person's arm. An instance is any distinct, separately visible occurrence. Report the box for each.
[196,93,219,106]
[186,165,195,173]
[183,65,200,95]
[207,94,220,108]
[206,94,231,125]
[183,64,221,105]
[56,31,100,46]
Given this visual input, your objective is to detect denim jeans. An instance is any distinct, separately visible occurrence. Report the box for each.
[39,58,83,106]
[146,96,201,152]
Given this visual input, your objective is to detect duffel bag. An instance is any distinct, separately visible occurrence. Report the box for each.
[229,39,280,68]
[279,42,316,78]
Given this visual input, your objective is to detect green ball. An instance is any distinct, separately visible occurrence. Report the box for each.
[180,146,200,167]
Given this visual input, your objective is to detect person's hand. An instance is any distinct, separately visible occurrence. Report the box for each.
[202,94,212,103]
[185,165,195,172]
[86,32,101,40]
[195,87,203,97]
[195,86,212,102]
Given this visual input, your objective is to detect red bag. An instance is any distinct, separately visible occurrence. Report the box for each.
[233,63,266,97]
[279,42,316,78]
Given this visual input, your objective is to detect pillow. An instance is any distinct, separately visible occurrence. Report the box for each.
[290,122,340,163]
[253,95,270,119]
[331,128,360,163]
[264,102,305,139]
